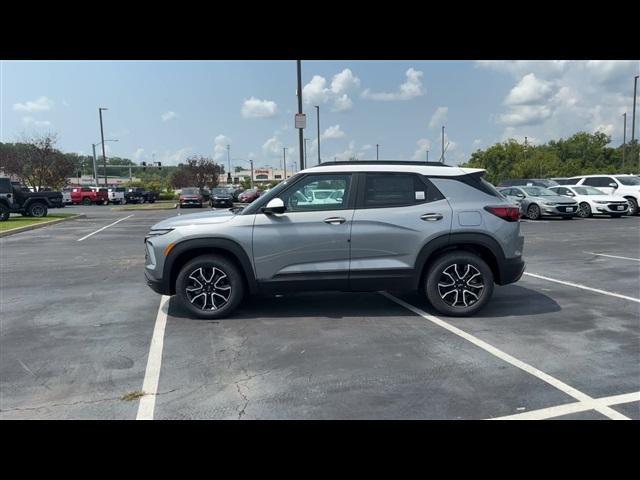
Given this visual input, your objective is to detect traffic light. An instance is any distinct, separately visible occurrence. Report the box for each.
[142,161,147,171]
[157,161,162,170]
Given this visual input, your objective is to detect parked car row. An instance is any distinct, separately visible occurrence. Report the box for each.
[178,186,265,209]
[496,174,639,219]
[60,186,157,206]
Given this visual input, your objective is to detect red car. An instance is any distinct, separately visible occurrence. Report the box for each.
[238,189,262,203]
[179,187,205,208]
[70,187,109,205]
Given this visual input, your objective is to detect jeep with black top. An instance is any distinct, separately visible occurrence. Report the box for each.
[0,177,64,221]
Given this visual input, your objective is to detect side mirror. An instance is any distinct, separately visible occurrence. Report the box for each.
[262,198,285,215]
[609,182,618,188]
[566,192,575,196]
[516,193,525,199]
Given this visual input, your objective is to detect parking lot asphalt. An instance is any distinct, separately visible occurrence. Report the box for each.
[1,205,639,419]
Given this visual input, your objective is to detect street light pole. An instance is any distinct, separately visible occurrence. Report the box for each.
[441,126,445,164]
[304,138,310,168]
[226,144,232,184]
[632,75,638,144]
[283,147,287,179]
[91,143,98,185]
[426,150,429,162]
[98,108,108,185]
[623,112,627,170]
[315,105,320,164]
[249,159,254,189]
[297,60,305,170]
[376,144,380,161]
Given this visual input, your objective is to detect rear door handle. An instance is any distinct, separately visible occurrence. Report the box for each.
[420,213,443,221]
[324,217,346,225]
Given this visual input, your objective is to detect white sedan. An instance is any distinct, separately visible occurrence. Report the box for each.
[548,185,629,218]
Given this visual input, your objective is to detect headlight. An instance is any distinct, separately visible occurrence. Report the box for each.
[594,201,609,204]
[543,202,556,206]
[146,228,174,238]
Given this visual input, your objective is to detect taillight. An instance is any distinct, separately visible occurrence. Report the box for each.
[484,205,521,222]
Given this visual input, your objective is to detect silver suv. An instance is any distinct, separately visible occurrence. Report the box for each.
[144,162,525,317]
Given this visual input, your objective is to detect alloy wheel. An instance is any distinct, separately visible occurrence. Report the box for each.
[437,263,485,308]
[185,266,232,311]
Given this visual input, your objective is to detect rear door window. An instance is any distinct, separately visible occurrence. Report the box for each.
[360,173,442,208]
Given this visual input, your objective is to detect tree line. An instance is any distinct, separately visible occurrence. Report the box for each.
[462,132,639,185]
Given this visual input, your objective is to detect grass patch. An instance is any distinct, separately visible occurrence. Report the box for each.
[0,213,76,232]
[121,391,145,401]
[112,203,177,211]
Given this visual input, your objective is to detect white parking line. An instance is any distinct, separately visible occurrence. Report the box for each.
[136,295,170,420]
[523,272,640,303]
[76,214,134,242]
[584,252,640,262]
[490,391,640,420]
[379,292,631,420]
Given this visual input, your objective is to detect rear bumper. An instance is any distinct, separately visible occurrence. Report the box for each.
[497,257,525,285]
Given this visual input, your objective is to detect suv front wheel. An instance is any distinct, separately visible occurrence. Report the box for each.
[176,254,244,319]
[425,252,494,317]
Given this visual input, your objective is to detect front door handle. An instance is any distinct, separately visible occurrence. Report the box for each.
[421,213,443,221]
[324,217,346,225]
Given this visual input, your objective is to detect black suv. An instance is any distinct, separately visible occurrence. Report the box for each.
[0,177,63,221]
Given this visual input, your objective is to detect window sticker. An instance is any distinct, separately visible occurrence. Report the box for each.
[415,191,425,200]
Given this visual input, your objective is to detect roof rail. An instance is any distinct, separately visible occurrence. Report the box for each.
[311,160,453,167]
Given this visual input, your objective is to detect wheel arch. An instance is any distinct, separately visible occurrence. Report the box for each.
[164,238,257,295]
[415,232,505,289]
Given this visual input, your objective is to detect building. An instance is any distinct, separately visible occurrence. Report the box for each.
[222,167,295,186]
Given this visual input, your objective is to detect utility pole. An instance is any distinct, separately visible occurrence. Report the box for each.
[249,159,254,189]
[91,143,99,185]
[226,145,232,184]
[297,60,305,170]
[304,138,310,168]
[441,126,445,163]
[426,150,429,162]
[98,108,108,185]
[622,113,627,170]
[633,75,638,143]
[283,147,287,179]
[376,144,380,161]
[315,105,321,164]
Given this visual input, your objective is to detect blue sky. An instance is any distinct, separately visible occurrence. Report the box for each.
[1,60,638,169]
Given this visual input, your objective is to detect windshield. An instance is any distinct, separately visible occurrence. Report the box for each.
[521,186,556,196]
[573,186,606,195]
[616,176,640,186]
[211,188,229,195]
[242,176,300,215]
[181,188,200,195]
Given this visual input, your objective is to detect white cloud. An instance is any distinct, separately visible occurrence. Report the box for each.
[498,105,553,127]
[584,61,639,86]
[429,106,448,128]
[262,135,295,159]
[321,125,346,140]
[214,134,231,161]
[361,68,424,101]
[13,96,54,112]
[476,60,569,78]
[161,111,177,121]
[593,123,615,136]
[504,73,553,105]
[412,138,431,161]
[303,75,330,105]
[332,94,353,112]
[303,69,360,112]
[22,116,51,127]
[330,68,361,94]
[132,148,145,161]
[473,139,482,147]
[241,97,278,118]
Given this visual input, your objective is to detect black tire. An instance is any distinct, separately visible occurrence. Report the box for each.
[577,202,591,218]
[0,204,9,222]
[176,254,244,319]
[28,202,48,218]
[625,197,638,216]
[425,251,494,317]
[527,204,541,220]
[83,198,91,206]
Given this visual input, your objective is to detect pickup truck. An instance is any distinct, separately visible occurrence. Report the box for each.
[71,187,109,205]
[107,187,126,205]
[126,187,156,204]
[0,177,64,220]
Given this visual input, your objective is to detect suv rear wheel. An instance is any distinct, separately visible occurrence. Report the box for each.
[176,254,244,319]
[425,252,494,317]
[0,204,9,221]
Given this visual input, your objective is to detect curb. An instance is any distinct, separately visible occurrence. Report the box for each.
[0,214,86,238]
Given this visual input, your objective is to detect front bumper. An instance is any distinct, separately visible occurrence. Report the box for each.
[180,200,203,207]
[542,204,577,216]
[595,203,628,214]
[211,198,233,208]
[145,270,170,295]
